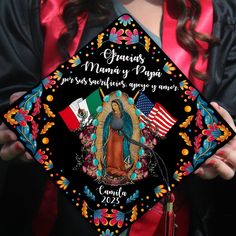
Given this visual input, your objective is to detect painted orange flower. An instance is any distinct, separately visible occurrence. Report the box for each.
[69,55,81,67]
[173,170,183,182]
[53,70,63,81]
[44,160,53,171]
[4,108,19,125]
[163,62,176,74]
[217,124,232,142]
[179,80,189,90]
[154,185,167,198]
[57,176,70,190]
[180,161,194,176]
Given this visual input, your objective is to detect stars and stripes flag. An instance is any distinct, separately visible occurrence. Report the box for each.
[136,93,177,137]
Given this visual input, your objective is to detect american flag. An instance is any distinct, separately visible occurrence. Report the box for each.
[136,93,177,137]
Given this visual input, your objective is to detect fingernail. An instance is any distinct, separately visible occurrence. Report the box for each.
[216,150,225,156]
[211,102,220,109]
[206,160,216,167]
[15,143,24,152]
[11,95,20,102]
[194,168,203,175]
[25,152,33,161]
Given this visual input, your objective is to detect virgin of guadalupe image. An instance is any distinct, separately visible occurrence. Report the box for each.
[102,99,133,178]
[94,91,152,186]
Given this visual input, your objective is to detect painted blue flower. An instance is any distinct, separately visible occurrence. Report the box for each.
[69,55,81,67]
[34,149,48,164]
[53,70,63,80]
[173,170,182,182]
[185,86,199,101]
[14,108,32,127]
[110,210,125,228]
[42,76,56,89]
[179,80,188,90]
[203,123,222,141]
[118,15,133,26]
[94,209,109,226]
[44,160,53,171]
[101,229,114,236]
[163,62,176,74]
[180,161,194,176]
[154,185,167,198]
[124,29,139,44]
[109,27,124,44]
[14,113,25,125]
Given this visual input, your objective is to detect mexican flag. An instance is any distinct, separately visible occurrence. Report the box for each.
[59,89,102,131]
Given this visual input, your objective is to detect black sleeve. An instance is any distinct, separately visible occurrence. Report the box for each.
[0,2,45,233]
[0,0,43,113]
[204,0,236,123]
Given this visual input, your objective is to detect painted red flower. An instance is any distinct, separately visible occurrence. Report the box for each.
[185,86,199,101]
[42,76,56,89]
[94,209,109,226]
[203,123,222,141]
[109,209,125,228]
[180,161,194,176]
[14,108,33,127]
[118,15,133,26]
[109,27,124,44]
[34,149,48,164]
[124,29,139,45]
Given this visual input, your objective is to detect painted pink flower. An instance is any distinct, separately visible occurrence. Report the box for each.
[185,86,199,101]
[180,161,194,176]
[118,15,133,26]
[194,133,203,153]
[124,29,139,45]
[196,109,203,129]
[109,209,125,228]
[109,27,124,44]
[42,76,56,89]
[94,209,109,226]
[35,149,48,164]
[203,123,222,141]
[14,108,33,127]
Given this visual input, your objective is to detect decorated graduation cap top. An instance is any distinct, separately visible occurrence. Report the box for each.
[1,14,235,235]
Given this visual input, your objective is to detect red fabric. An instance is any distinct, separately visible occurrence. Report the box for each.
[129,193,190,236]
[164,194,175,236]
[40,0,88,77]
[32,180,58,236]
[129,202,165,236]
[162,0,213,92]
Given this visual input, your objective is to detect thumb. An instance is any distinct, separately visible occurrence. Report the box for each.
[9,91,27,105]
[210,102,236,132]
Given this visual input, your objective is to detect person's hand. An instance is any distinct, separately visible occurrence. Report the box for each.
[195,102,236,180]
[0,91,33,162]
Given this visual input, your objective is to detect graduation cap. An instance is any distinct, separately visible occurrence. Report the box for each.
[1,14,235,235]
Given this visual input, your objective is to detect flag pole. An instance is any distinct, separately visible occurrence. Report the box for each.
[99,88,105,98]
[133,90,140,101]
